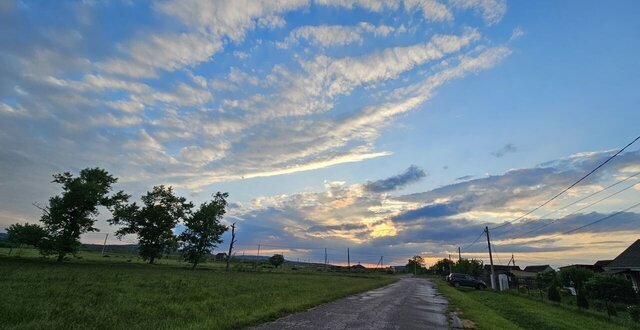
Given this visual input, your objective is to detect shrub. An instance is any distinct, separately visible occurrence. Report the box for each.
[548,284,561,302]
[576,288,589,310]
[585,274,636,304]
[628,305,640,322]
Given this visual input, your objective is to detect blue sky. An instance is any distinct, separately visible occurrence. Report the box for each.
[1,0,640,267]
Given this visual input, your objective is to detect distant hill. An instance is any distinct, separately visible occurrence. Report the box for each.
[0,232,7,240]
[80,243,138,254]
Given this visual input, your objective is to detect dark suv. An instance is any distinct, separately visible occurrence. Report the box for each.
[447,273,487,290]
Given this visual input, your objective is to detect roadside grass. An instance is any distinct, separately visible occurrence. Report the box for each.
[0,256,396,329]
[433,278,636,330]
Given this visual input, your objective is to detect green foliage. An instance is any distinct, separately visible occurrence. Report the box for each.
[430,258,453,275]
[576,288,589,310]
[406,255,426,274]
[269,254,285,268]
[585,274,637,304]
[453,258,484,277]
[37,168,126,261]
[110,185,193,264]
[535,269,557,289]
[627,305,640,322]
[559,267,594,290]
[180,192,229,269]
[548,283,561,302]
[6,223,47,247]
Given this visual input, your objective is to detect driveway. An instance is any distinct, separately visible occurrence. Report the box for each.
[251,277,460,329]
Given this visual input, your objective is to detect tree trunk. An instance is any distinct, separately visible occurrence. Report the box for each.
[57,252,65,262]
[149,256,155,264]
[191,261,198,270]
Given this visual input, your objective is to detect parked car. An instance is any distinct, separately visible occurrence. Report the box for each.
[447,273,487,289]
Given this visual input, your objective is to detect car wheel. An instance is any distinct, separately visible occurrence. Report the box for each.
[453,282,460,288]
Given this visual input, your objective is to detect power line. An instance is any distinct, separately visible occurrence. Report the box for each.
[491,134,640,232]
[505,180,639,240]
[461,230,486,251]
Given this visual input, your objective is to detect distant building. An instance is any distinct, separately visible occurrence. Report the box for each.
[215,252,228,261]
[523,265,554,273]
[559,260,612,273]
[351,264,366,270]
[604,239,640,292]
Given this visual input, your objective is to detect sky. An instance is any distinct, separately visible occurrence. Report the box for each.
[1,0,640,268]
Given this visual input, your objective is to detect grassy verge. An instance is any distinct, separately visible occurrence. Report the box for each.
[0,257,396,329]
[432,278,635,330]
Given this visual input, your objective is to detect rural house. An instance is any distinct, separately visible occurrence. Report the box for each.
[604,239,640,292]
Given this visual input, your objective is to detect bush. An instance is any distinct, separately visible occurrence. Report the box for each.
[576,288,589,309]
[627,305,640,322]
[585,274,636,304]
[548,285,561,302]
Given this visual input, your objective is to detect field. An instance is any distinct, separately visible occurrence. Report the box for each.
[0,252,396,329]
[433,278,638,330]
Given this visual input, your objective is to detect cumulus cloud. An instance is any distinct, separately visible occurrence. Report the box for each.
[365,165,426,192]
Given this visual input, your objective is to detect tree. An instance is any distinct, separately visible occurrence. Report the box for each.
[37,168,126,262]
[576,288,589,310]
[559,267,594,290]
[406,256,425,274]
[6,223,47,255]
[585,274,637,305]
[110,186,192,264]
[180,192,229,269]
[430,258,453,275]
[269,254,285,268]
[535,269,557,289]
[453,258,484,277]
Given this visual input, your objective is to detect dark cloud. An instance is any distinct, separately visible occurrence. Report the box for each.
[307,223,369,233]
[455,175,474,181]
[491,143,517,158]
[393,200,470,222]
[365,165,426,192]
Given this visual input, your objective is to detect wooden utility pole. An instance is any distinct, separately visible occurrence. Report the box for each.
[226,223,236,272]
[485,226,496,290]
[101,233,109,257]
[458,246,462,261]
[347,248,351,271]
[324,248,328,270]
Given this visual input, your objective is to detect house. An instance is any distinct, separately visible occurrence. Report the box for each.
[215,252,228,261]
[594,259,613,270]
[523,265,554,273]
[482,265,521,288]
[351,264,366,270]
[559,260,612,273]
[604,239,640,292]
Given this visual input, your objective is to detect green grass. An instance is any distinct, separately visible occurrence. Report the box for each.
[433,278,636,330]
[0,256,396,329]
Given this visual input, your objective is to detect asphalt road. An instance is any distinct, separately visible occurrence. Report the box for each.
[251,277,459,330]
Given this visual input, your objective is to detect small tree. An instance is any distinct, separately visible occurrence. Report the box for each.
[6,223,47,255]
[535,270,557,289]
[110,186,192,264]
[559,267,594,290]
[37,168,126,262]
[407,256,426,274]
[269,254,284,268]
[585,274,637,305]
[180,192,229,269]
[430,258,453,275]
[453,258,484,277]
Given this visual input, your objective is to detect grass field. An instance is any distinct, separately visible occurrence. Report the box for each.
[0,256,396,329]
[433,278,637,330]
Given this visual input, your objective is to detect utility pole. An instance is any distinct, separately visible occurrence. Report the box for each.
[485,226,496,290]
[324,248,327,270]
[458,246,462,261]
[448,254,453,274]
[381,256,384,269]
[101,233,109,257]
[257,243,260,258]
[347,248,351,271]
[226,223,236,272]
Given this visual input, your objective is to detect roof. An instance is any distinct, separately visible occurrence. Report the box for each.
[523,265,552,273]
[605,240,640,269]
[594,260,613,267]
[483,264,521,272]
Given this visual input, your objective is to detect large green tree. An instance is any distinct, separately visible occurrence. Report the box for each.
[37,168,126,262]
[180,192,229,269]
[559,266,594,290]
[269,254,285,268]
[406,255,426,274]
[110,185,192,264]
[453,258,484,277]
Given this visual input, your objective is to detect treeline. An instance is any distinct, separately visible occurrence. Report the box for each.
[5,167,229,269]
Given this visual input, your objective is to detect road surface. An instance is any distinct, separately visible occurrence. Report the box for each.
[251,277,460,330]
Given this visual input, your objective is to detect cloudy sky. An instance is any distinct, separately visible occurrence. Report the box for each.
[1,0,640,268]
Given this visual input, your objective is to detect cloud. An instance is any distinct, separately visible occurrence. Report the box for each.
[277,22,403,48]
[449,0,507,25]
[365,165,426,192]
[491,143,517,158]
